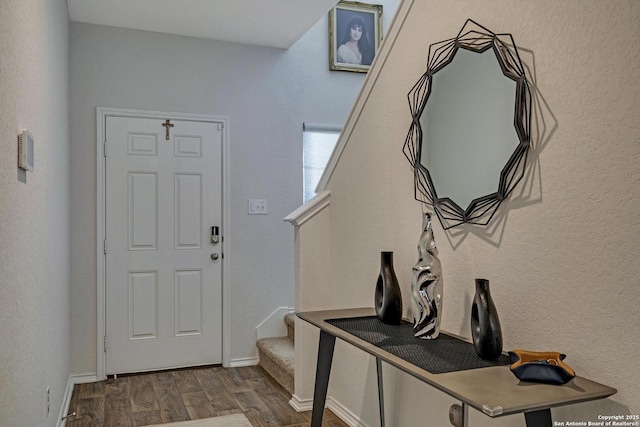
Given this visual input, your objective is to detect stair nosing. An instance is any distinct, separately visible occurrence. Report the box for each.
[284,313,296,327]
[257,337,294,376]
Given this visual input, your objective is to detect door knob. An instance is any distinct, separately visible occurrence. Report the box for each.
[210,252,219,260]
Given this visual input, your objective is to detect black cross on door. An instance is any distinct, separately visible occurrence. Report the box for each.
[161,119,174,140]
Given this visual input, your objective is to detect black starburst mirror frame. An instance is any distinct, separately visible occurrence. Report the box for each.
[403,20,532,230]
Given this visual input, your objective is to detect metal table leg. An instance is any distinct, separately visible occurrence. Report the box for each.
[376,358,385,427]
[311,330,336,427]
[524,409,552,427]
[461,403,468,427]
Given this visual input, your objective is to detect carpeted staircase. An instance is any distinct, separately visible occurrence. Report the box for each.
[256,313,295,394]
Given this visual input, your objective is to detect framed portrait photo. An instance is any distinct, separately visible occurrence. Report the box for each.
[329,1,383,73]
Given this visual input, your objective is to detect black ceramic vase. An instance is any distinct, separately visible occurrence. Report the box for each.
[471,278,503,360]
[375,252,403,324]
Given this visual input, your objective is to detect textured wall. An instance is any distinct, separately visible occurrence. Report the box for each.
[0,0,71,426]
[297,0,640,425]
[68,0,400,374]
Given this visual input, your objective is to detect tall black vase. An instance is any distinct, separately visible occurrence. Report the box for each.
[471,278,503,360]
[375,252,403,324]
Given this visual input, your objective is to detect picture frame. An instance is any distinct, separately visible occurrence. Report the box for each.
[329,1,383,73]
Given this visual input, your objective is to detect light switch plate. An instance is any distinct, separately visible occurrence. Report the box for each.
[18,129,34,171]
[248,199,268,215]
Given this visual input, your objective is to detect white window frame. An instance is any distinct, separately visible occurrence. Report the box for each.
[303,123,341,203]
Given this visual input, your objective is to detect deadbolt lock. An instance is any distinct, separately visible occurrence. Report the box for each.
[211,226,220,244]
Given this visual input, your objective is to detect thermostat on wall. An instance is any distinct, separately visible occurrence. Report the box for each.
[18,129,34,171]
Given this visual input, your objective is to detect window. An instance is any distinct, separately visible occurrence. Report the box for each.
[303,124,341,203]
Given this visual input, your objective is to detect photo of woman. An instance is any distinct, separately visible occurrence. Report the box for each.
[329,2,382,73]
[337,15,374,66]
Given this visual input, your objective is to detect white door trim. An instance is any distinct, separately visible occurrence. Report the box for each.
[96,107,231,380]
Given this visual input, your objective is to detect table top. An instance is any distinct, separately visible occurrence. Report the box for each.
[298,308,617,418]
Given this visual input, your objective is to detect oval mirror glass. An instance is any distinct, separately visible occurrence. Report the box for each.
[419,48,518,210]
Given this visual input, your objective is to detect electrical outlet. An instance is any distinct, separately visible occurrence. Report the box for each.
[46,387,50,416]
[248,199,268,215]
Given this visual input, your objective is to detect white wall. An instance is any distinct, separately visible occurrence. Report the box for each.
[294,0,640,425]
[0,1,71,426]
[68,0,399,374]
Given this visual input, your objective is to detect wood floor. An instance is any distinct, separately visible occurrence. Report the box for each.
[65,365,348,427]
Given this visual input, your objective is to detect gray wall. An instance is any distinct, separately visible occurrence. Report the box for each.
[0,0,71,425]
[295,0,640,425]
[69,0,399,374]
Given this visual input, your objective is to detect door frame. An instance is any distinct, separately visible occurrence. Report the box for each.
[96,107,231,380]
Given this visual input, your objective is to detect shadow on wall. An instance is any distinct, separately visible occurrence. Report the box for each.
[17,166,27,183]
[441,46,558,250]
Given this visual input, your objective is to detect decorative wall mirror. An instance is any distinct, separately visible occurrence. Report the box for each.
[403,20,532,229]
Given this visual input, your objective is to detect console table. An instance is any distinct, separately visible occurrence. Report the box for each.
[298,308,616,427]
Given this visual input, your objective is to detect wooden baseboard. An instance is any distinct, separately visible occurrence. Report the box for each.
[288,394,370,427]
[288,394,313,412]
[57,374,98,427]
[228,356,259,368]
[326,397,371,427]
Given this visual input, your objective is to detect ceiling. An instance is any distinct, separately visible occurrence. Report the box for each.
[67,0,339,49]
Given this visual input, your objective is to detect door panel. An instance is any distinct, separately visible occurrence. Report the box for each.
[105,116,222,374]
[175,269,203,335]
[128,172,158,249]
[129,270,158,339]
[175,173,202,248]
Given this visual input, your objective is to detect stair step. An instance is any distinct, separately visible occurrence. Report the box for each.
[284,313,296,340]
[257,336,294,394]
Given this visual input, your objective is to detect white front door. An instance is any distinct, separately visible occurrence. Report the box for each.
[105,116,223,375]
